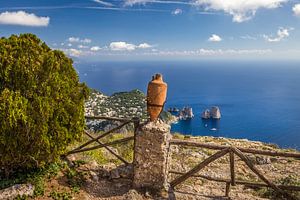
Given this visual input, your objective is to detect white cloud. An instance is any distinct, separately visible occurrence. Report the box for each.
[64,48,83,57]
[68,37,92,44]
[110,42,136,51]
[124,0,150,6]
[208,34,222,42]
[90,46,101,51]
[293,4,300,17]
[92,0,114,7]
[172,8,183,15]
[145,49,272,56]
[263,27,293,42]
[81,38,92,44]
[138,43,152,49]
[110,41,152,51]
[78,45,89,49]
[0,11,49,26]
[193,0,287,22]
[124,0,192,6]
[68,37,80,43]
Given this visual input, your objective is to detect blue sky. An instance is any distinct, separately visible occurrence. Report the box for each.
[1,0,300,61]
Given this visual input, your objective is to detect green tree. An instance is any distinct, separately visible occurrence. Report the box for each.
[0,34,88,174]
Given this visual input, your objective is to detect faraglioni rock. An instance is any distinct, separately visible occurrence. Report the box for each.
[179,107,194,120]
[210,106,221,119]
[201,109,211,119]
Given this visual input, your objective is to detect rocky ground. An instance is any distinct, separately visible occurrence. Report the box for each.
[2,132,299,200]
[168,134,300,200]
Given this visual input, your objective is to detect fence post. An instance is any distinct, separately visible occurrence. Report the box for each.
[133,120,172,198]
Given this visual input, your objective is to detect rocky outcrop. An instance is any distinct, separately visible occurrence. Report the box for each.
[210,106,221,119]
[201,106,221,119]
[0,184,34,200]
[178,107,194,120]
[201,109,211,119]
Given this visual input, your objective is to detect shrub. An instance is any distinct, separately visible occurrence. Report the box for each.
[0,34,88,174]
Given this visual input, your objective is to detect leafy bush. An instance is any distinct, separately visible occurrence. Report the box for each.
[0,34,88,174]
[255,175,300,199]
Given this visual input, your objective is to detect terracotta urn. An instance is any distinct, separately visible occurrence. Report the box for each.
[147,74,168,121]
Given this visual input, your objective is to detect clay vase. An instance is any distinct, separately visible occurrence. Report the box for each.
[147,74,168,121]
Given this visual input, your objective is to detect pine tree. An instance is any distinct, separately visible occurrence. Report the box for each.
[0,34,88,173]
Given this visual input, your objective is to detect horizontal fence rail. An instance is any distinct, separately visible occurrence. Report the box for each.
[170,139,300,159]
[169,171,300,191]
[169,139,300,200]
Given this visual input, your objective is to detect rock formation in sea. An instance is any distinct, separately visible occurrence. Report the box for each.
[201,109,211,119]
[178,107,194,120]
[210,106,221,119]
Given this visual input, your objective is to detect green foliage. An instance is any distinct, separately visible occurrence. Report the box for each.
[0,34,89,173]
[255,175,300,199]
[108,133,134,163]
[0,162,64,199]
[49,190,72,200]
[65,167,86,193]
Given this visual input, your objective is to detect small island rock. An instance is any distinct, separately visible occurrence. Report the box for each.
[210,106,221,119]
[201,109,211,119]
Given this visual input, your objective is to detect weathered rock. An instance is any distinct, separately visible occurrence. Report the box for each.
[201,109,211,119]
[256,156,272,165]
[178,107,194,120]
[248,155,272,165]
[0,184,34,200]
[90,171,99,182]
[110,168,121,179]
[110,164,133,180]
[210,106,221,119]
[124,189,145,200]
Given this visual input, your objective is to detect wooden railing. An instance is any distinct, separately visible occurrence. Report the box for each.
[66,116,140,165]
[169,139,300,200]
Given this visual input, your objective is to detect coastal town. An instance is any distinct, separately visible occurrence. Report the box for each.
[85,89,222,126]
[85,89,147,119]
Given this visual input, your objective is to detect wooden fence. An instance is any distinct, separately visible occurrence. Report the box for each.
[66,116,300,199]
[169,139,300,200]
[66,116,140,165]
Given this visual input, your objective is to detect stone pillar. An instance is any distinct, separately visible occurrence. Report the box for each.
[133,120,171,195]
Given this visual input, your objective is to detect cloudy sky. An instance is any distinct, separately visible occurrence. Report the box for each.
[1,0,300,61]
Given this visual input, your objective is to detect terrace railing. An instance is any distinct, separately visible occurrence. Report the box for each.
[168,139,300,200]
[66,116,140,165]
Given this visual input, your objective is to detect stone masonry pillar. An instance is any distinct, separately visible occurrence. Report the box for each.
[133,120,171,195]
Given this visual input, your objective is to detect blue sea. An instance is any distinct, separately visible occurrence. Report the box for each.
[76,60,300,150]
